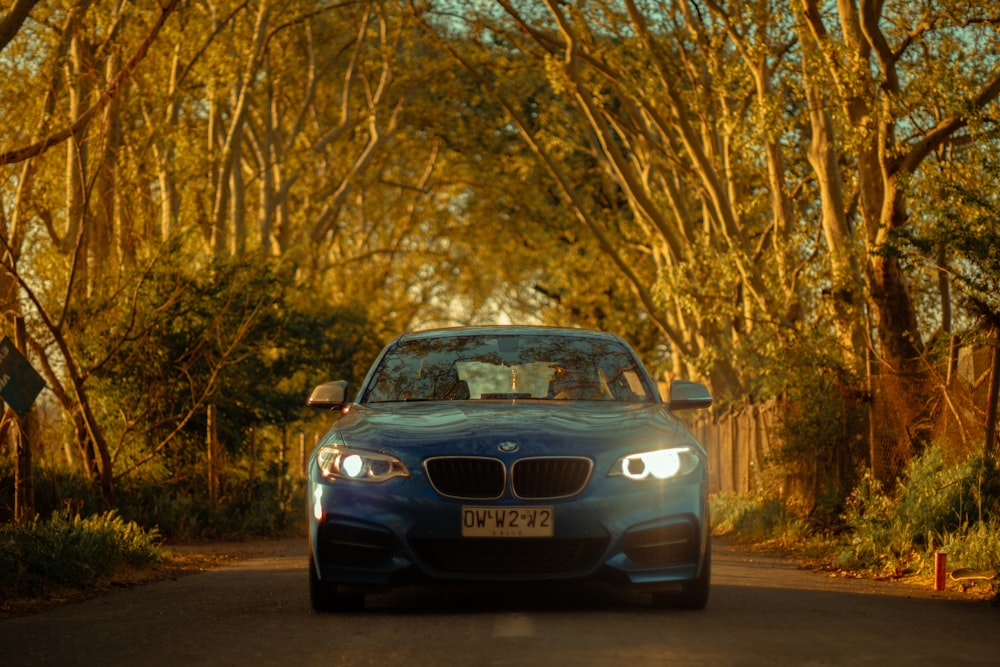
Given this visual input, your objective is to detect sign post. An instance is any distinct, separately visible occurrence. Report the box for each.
[1,320,46,523]
[0,333,46,418]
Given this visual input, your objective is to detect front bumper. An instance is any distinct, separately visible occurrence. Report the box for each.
[308,472,708,592]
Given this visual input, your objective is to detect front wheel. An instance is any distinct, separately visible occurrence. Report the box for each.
[309,555,365,613]
[652,539,711,610]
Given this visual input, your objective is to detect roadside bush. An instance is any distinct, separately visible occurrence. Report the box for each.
[1,461,305,541]
[937,521,1000,572]
[2,461,103,520]
[117,472,305,540]
[713,445,1000,586]
[749,336,868,527]
[837,472,895,568]
[892,448,984,546]
[711,492,811,546]
[838,446,994,572]
[0,511,162,598]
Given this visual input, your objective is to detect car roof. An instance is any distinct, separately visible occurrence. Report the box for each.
[392,325,627,344]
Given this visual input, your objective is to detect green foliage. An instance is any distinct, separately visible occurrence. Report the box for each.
[75,250,380,480]
[937,521,1000,572]
[839,447,995,572]
[902,137,1000,324]
[711,492,811,546]
[761,333,862,448]
[12,461,104,519]
[116,470,305,541]
[892,448,985,546]
[715,446,1000,580]
[0,511,163,598]
[837,473,896,568]
[1,460,305,540]
[759,335,869,515]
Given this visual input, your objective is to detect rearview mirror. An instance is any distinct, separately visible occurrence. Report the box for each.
[668,380,712,410]
[307,380,348,409]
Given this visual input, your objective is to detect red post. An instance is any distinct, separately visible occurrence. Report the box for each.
[934,552,947,591]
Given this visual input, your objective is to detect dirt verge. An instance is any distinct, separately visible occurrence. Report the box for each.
[0,537,302,619]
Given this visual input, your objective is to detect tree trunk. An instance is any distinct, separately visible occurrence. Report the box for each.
[64,28,90,267]
[91,51,122,295]
[984,325,1000,470]
[800,45,868,374]
[13,317,34,524]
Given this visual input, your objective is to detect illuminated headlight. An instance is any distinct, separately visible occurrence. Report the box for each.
[610,447,699,481]
[316,445,409,482]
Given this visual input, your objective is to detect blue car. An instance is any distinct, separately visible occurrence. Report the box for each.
[306,326,712,611]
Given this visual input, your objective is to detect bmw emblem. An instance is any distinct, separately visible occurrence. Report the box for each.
[498,441,520,454]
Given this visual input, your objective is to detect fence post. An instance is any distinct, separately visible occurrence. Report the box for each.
[984,325,1000,471]
[299,431,306,479]
[278,426,286,497]
[207,404,217,507]
[248,426,256,483]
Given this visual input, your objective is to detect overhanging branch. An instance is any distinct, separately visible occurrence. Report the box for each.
[0,0,180,166]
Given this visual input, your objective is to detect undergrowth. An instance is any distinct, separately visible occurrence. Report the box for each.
[711,445,1000,590]
[0,511,163,600]
[711,492,813,547]
[0,458,307,602]
[1,460,306,541]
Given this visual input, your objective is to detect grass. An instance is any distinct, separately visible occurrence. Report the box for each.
[711,446,1000,599]
[0,461,307,615]
[0,511,164,601]
[2,460,307,541]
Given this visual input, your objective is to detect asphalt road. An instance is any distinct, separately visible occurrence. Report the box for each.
[1,539,997,666]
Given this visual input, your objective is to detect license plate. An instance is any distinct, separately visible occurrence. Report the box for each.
[461,506,554,538]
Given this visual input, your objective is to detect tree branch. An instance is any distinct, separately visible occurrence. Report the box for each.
[894,69,1000,176]
[0,0,41,53]
[0,0,180,166]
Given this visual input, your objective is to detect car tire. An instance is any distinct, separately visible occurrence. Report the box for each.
[309,555,365,613]
[652,540,711,611]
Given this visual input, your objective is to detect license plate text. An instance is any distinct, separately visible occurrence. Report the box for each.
[461,507,554,537]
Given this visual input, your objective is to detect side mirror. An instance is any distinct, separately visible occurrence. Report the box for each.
[668,380,712,411]
[307,380,349,409]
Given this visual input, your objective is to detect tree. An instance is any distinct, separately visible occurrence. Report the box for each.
[84,253,379,482]
[421,1,1000,378]
[0,0,182,507]
[418,0,818,397]
[410,1,1000,488]
[1,1,532,509]
[796,0,1000,460]
[903,136,1000,467]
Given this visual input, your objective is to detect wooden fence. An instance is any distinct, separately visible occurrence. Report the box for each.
[692,342,997,501]
[690,401,779,496]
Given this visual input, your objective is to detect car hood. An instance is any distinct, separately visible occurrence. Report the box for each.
[327,401,698,456]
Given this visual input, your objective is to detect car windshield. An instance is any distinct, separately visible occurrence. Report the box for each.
[363,333,654,403]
